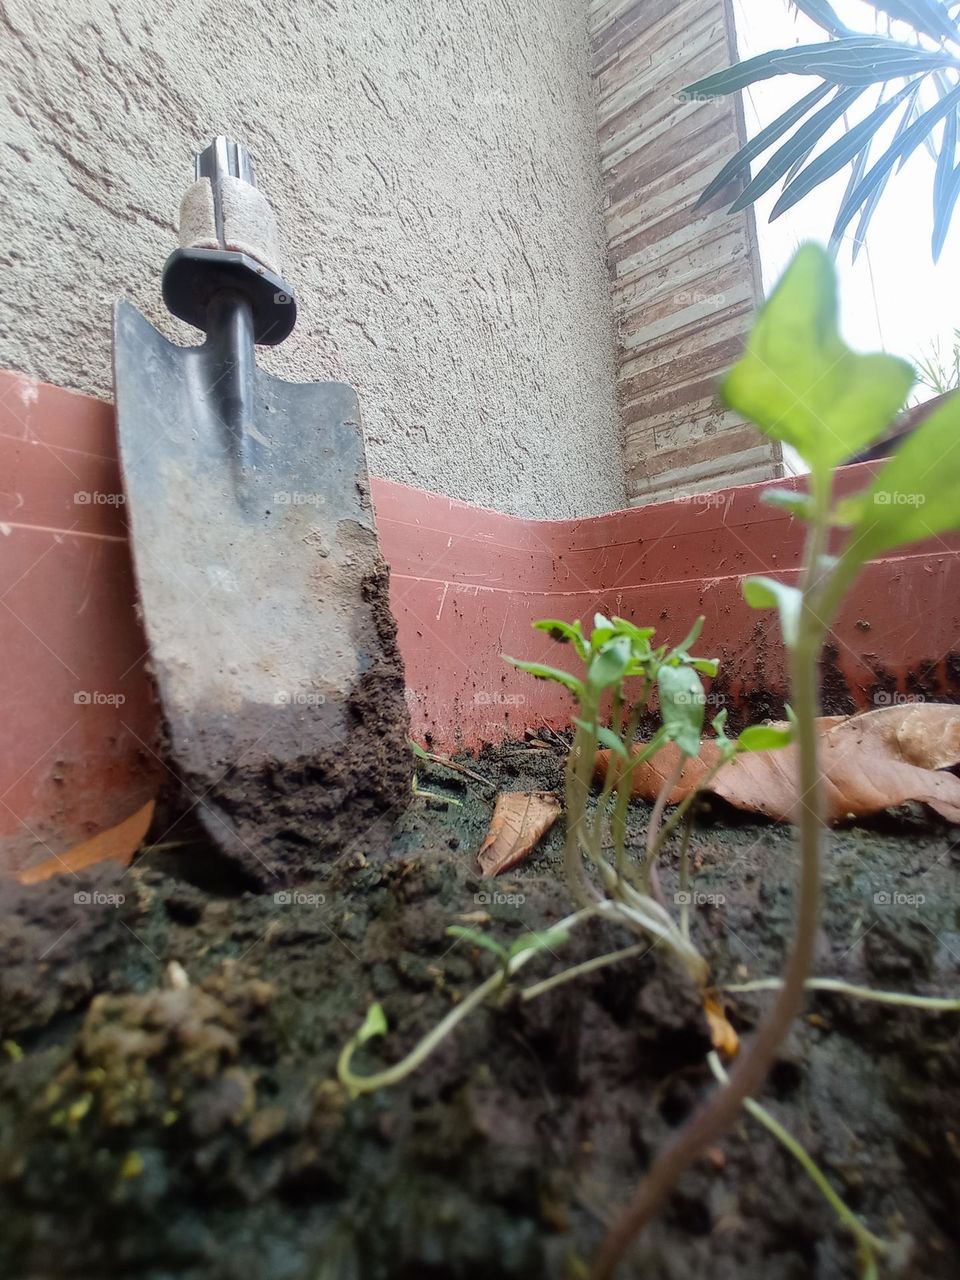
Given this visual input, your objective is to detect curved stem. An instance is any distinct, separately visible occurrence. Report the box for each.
[721,977,960,1012]
[706,1052,887,1265]
[339,907,598,1095]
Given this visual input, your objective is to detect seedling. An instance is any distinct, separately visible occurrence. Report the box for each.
[593,244,960,1278]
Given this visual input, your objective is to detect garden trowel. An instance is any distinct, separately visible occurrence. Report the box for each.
[113,137,409,888]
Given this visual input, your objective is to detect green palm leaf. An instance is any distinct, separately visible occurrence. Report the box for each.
[842,85,922,258]
[831,81,960,242]
[791,0,855,37]
[695,82,833,207]
[864,0,958,43]
[771,84,918,217]
[682,37,958,98]
[727,87,862,214]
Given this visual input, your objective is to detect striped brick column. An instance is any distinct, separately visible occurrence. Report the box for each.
[589,0,782,504]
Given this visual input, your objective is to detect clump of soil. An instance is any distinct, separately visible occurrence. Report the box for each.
[1,738,958,1279]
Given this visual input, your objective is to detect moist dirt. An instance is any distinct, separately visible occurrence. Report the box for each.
[0,736,958,1280]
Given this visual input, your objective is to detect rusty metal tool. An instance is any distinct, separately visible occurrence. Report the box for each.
[113,137,409,887]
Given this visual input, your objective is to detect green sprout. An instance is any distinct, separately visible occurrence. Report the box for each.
[593,244,960,1279]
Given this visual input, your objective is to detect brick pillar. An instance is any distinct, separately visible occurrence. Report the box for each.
[589,0,782,504]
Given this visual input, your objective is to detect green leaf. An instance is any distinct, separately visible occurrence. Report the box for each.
[507,928,571,961]
[762,488,814,519]
[771,84,916,220]
[933,97,960,260]
[503,656,584,699]
[682,37,958,99]
[532,618,589,660]
[793,0,855,36]
[737,724,794,752]
[575,719,630,759]
[864,0,957,43]
[445,926,508,963]
[670,615,705,658]
[728,86,862,214]
[611,618,656,643]
[691,657,720,677]
[844,392,960,560]
[409,739,431,761]
[657,663,706,758]
[721,244,914,477]
[357,1002,388,1045]
[743,576,803,649]
[696,81,834,208]
[832,83,960,246]
[587,635,632,693]
[846,86,921,261]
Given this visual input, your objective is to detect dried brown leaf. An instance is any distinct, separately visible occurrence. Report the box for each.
[478,791,562,875]
[596,704,960,824]
[17,800,155,885]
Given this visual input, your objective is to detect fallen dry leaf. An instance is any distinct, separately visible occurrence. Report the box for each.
[596,704,960,824]
[17,800,155,885]
[478,791,562,875]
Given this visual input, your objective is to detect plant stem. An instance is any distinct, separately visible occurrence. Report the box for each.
[520,941,652,1002]
[339,907,597,1094]
[592,506,829,1280]
[641,759,684,907]
[677,812,694,941]
[721,977,960,1012]
[706,1052,887,1269]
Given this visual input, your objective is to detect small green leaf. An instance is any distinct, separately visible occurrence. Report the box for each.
[587,635,632,693]
[671,615,705,657]
[722,245,914,479]
[503,657,585,699]
[507,928,571,961]
[611,617,656,646]
[533,619,588,660]
[357,1002,388,1045]
[845,392,960,560]
[409,739,430,761]
[574,718,630,759]
[737,724,793,752]
[691,657,720,677]
[658,663,706,758]
[743,576,802,649]
[445,926,508,963]
[762,488,814,519]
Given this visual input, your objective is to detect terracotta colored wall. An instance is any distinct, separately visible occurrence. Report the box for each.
[4,371,959,876]
[589,0,781,504]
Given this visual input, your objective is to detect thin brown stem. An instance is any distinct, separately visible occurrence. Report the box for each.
[592,499,830,1280]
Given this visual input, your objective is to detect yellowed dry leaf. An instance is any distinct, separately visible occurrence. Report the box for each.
[703,995,739,1059]
[478,791,562,875]
[17,800,155,885]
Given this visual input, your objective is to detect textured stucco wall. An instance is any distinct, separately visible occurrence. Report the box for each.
[0,0,624,518]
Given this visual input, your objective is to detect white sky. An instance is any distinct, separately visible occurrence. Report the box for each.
[732,0,960,386]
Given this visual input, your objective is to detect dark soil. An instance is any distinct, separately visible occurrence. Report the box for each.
[1,737,958,1279]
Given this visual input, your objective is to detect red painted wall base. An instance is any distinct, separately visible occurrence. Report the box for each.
[3,370,959,874]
